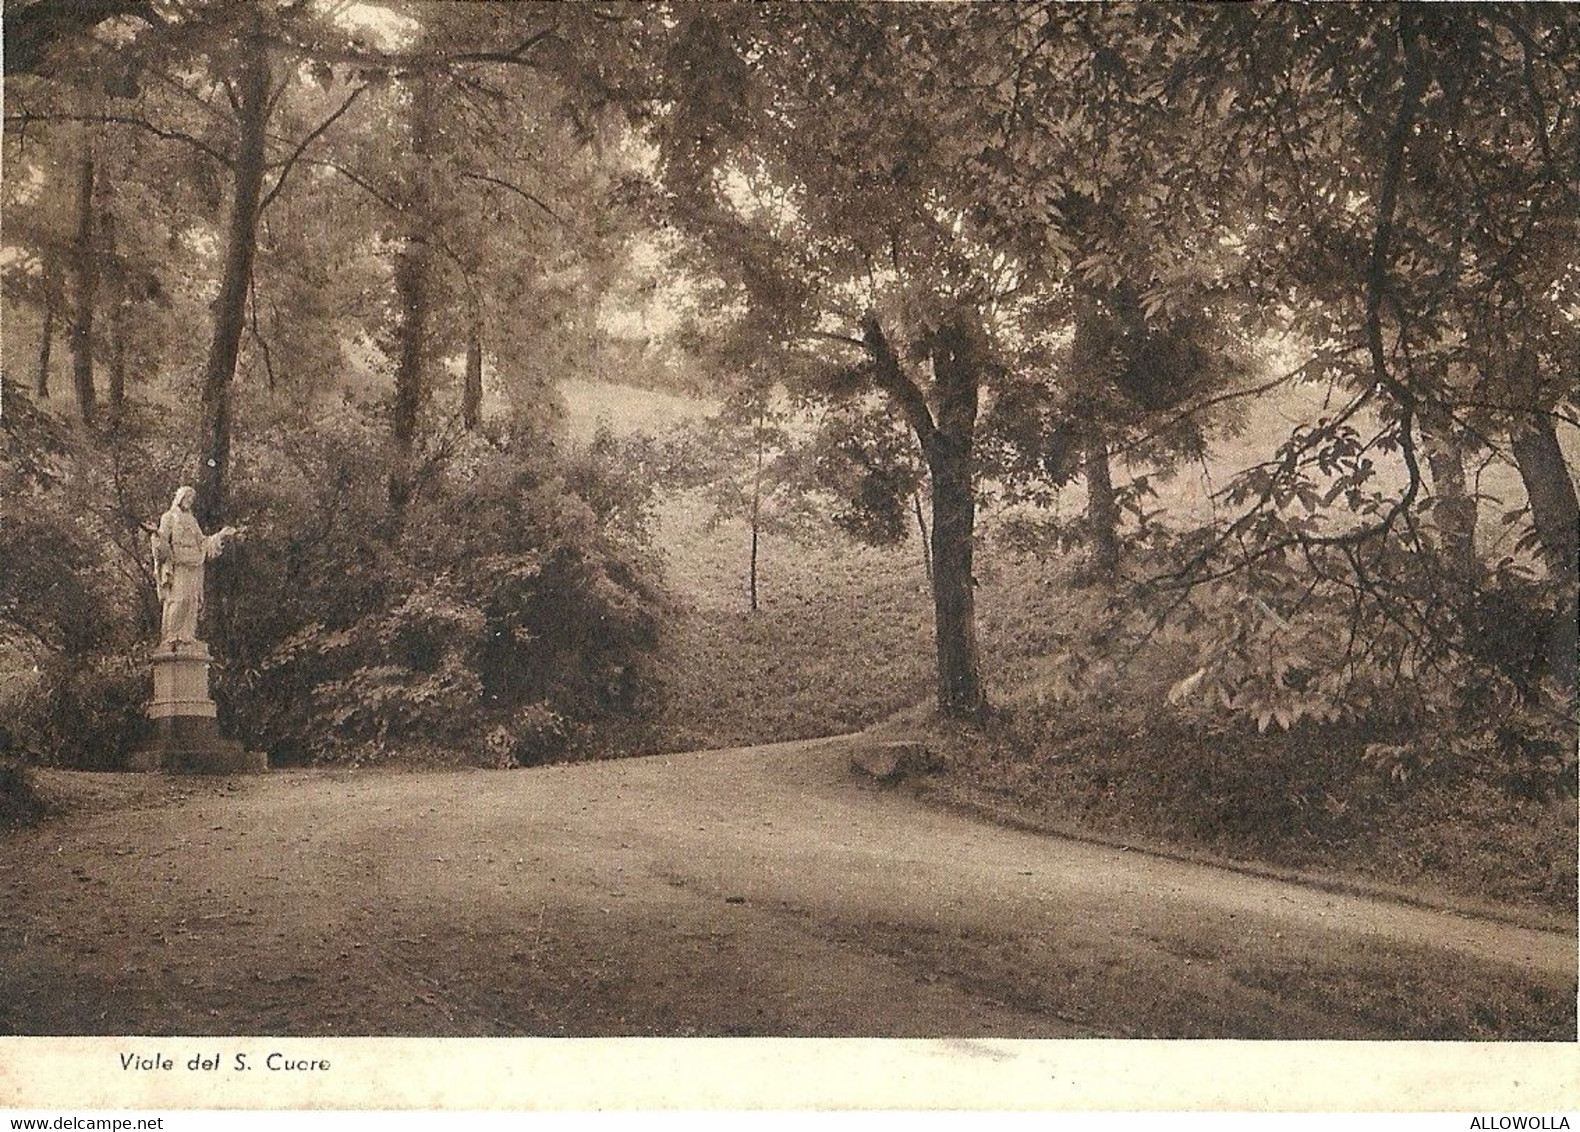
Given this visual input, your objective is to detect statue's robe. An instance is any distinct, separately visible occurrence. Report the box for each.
[152,508,226,644]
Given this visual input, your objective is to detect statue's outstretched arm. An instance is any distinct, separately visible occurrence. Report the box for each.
[203,525,240,559]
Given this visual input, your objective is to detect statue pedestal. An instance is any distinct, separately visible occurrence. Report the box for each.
[127,641,266,774]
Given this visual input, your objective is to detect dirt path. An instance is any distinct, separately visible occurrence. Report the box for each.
[0,736,1573,1038]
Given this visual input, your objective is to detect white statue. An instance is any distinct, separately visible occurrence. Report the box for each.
[151,486,239,645]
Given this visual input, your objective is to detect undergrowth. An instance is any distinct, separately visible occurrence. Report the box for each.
[617,503,1577,914]
[0,761,45,832]
[935,700,1576,912]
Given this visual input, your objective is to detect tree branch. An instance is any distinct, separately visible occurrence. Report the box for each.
[862,313,937,446]
[257,21,557,77]
[458,170,561,223]
[1358,9,1430,536]
[258,83,368,214]
[3,112,230,166]
[298,158,471,273]
[139,63,238,131]
[802,330,867,349]
[297,156,402,213]
[445,24,557,67]
[1108,353,1324,462]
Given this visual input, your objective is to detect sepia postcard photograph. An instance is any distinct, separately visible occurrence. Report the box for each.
[0,0,1576,1115]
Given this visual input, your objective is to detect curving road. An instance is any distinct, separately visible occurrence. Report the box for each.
[0,736,1572,1038]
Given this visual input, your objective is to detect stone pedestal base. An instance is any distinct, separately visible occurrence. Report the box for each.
[129,641,266,774]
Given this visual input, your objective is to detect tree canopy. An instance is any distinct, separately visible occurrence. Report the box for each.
[2,1,1574,779]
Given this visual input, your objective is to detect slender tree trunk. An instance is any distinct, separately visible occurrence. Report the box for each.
[925,319,987,719]
[749,522,760,613]
[69,131,98,425]
[1509,414,1578,694]
[1085,438,1120,576]
[749,407,764,612]
[1419,401,1477,576]
[35,281,55,398]
[913,491,932,582]
[103,210,126,420]
[108,301,127,418]
[389,74,436,511]
[462,289,483,431]
[195,29,271,528]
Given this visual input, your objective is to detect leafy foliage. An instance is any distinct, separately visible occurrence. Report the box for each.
[225,406,664,766]
[0,3,1573,917]
[0,393,664,769]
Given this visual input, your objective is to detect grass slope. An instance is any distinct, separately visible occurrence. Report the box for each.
[598,485,1575,915]
[572,379,1577,914]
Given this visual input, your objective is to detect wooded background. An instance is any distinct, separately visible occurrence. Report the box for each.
[2,1,1575,905]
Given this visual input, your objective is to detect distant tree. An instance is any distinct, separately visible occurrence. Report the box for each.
[666,376,825,612]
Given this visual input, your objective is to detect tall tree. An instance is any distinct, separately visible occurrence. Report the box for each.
[67,119,99,424]
[387,70,436,512]
[640,4,1261,713]
[641,6,1031,716]
[192,21,271,526]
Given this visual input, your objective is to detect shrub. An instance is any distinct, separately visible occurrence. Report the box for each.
[230,408,666,764]
[486,702,570,767]
[0,395,163,769]
[0,760,45,831]
[6,655,150,771]
[0,391,667,770]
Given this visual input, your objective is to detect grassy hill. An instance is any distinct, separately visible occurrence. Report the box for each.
[563,379,1576,916]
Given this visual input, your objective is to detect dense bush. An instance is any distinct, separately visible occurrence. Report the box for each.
[0,391,666,769]
[223,405,665,765]
[1,397,161,769]
[936,541,1578,910]
[957,696,1577,909]
[0,760,45,831]
[989,501,1577,807]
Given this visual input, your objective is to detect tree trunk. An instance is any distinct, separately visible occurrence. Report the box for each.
[927,437,984,718]
[388,74,436,511]
[1419,401,1477,576]
[1510,414,1578,694]
[388,246,428,508]
[35,279,55,398]
[749,522,759,613]
[108,299,127,418]
[194,29,271,528]
[1085,438,1120,576]
[69,132,97,425]
[462,289,483,431]
[925,319,987,719]
[749,408,763,612]
[103,210,126,420]
[913,491,932,582]
[865,312,987,719]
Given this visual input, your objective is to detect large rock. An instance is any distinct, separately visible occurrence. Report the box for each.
[850,740,934,784]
